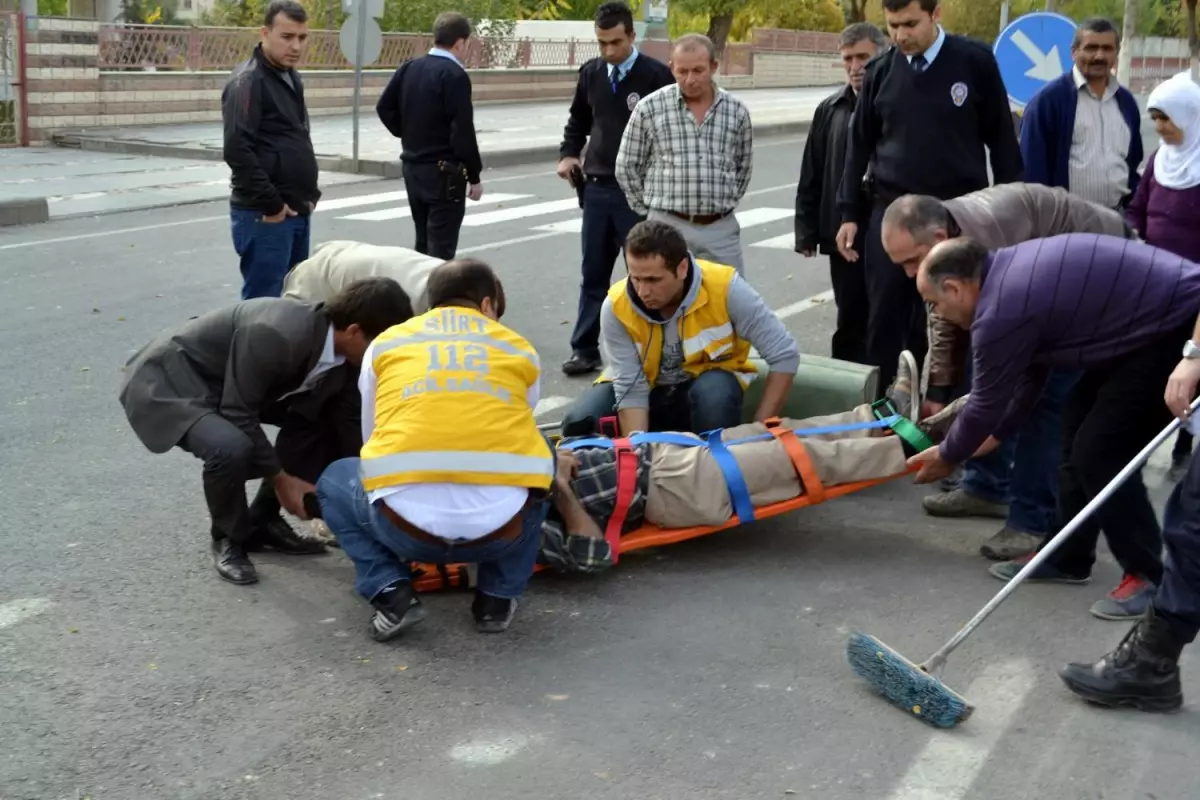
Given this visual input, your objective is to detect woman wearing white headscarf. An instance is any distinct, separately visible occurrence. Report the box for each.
[1126,72,1200,480]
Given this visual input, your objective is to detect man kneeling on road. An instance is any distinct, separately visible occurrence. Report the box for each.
[119,278,415,585]
[316,259,555,641]
[559,219,800,436]
[881,184,1131,561]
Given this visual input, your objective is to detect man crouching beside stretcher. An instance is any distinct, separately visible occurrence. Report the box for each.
[559,219,801,436]
[541,364,969,573]
[316,259,555,641]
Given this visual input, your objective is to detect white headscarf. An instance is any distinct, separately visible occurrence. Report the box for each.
[1148,72,1200,190]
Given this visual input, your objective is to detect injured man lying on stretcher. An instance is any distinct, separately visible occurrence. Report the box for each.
[538,395,967,573]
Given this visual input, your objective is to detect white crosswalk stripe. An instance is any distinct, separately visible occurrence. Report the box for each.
[332,192,800,252]
[339,193,532,222]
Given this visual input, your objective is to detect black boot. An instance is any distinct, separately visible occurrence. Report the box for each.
[1059,607,1185,712]
[211,539,258,585]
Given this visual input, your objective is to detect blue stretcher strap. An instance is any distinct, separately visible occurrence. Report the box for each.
[705,430,757,523]
[559,416,899,452]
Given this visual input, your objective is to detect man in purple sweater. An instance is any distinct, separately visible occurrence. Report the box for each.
[908,234,1200,623]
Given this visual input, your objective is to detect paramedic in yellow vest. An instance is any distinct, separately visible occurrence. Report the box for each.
[559,219,801,436]
[315,259,555,641]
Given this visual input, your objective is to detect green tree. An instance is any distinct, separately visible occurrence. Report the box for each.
[37,0,69,15]
[842,0,867,23]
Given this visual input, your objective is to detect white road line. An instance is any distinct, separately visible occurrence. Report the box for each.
[0,215,228,250]
[532,206,794,236]
[339,193,531,222]
[0,597,53,630]
[887,658,1036,800]
[531,218,585,234]
[775,289,835,319]
[752,233,795,250]
[732,207,794,227]
[457,231,567,254]
[312,191,409,211]
[461,198,582,227]
[0,183,800,252]
[533,395,574,417]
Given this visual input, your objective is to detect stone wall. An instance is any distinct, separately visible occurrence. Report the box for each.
[21,18,835,144]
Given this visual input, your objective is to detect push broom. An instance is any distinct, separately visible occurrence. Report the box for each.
[847,398,1200,729]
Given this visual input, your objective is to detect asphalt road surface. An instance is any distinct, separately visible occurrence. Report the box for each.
[2,137,1197,800]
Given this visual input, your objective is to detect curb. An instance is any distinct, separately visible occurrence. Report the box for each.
[0,197,50,227]
[52,119,811,176]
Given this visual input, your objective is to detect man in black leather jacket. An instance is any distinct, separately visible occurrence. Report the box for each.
[222,0,320,300]
[794,22,888,365]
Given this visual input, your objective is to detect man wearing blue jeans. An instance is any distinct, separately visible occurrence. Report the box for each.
[559,219,799,437]
[222,0,320,299]
[316,258,555,640]
[948,366,1080,560]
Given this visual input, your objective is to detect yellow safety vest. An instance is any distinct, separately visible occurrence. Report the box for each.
[359,306,554,492]
[599,259,757,390]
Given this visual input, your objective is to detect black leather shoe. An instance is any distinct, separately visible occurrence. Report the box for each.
[562,353,601,376]
[212,539,258,585]
[1059,607,1185,712]
[247,516,328,555]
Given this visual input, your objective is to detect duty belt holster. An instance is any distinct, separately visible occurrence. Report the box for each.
[437,159,469,202]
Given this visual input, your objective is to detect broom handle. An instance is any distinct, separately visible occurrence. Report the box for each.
[920,396,1200,674]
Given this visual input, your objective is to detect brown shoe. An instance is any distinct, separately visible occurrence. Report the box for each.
[979,526,1041,561]
[922,488,1008,520]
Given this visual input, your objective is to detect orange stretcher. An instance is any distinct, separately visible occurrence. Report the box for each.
[407,414,921,593]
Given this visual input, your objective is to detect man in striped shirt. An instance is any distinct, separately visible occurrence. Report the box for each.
[615,34,753,274]
[908,234,1200,622]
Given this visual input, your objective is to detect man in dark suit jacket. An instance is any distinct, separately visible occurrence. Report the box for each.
[119,278,414,585]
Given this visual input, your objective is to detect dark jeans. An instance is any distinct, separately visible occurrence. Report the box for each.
[1043,325,1189,584]
[1154,448,1200,642]
[961,368,1080,535]
[864,204,927,395]
[570,180,642,360]
[178,382,362,545]
[828,247,870,365]
[559,369,744,437]
[402,161,467,259]
[230,207,311,299]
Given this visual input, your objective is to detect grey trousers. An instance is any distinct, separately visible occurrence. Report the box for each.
[648,209,745,275]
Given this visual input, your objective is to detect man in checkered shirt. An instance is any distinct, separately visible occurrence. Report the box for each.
[615,34,754,274]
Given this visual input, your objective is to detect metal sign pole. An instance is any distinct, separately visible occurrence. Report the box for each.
[351,0,367,171]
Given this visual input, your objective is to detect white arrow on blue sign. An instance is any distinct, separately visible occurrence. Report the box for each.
[993,12,1078,109]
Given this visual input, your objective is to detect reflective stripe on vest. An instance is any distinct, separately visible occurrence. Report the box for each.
[360,450,555,482]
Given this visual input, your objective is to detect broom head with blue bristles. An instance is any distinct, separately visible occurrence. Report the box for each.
[846,632,974,729]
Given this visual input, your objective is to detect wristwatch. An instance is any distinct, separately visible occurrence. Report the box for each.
[1183,340,1200,359]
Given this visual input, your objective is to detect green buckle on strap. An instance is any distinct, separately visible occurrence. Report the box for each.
[870,398,935,453]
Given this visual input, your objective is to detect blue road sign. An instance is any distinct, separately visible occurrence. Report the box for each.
[993,12,1078,108]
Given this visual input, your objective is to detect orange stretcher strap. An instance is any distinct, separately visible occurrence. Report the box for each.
[605,438,639,565]
[766,422,827,504]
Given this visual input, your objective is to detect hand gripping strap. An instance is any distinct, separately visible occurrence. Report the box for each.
[704,430,757,523]
[768,424,827,504]
[606,438,640,565]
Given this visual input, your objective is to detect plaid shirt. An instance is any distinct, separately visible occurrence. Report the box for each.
[539,439,652,573]
[615,83,754,217]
